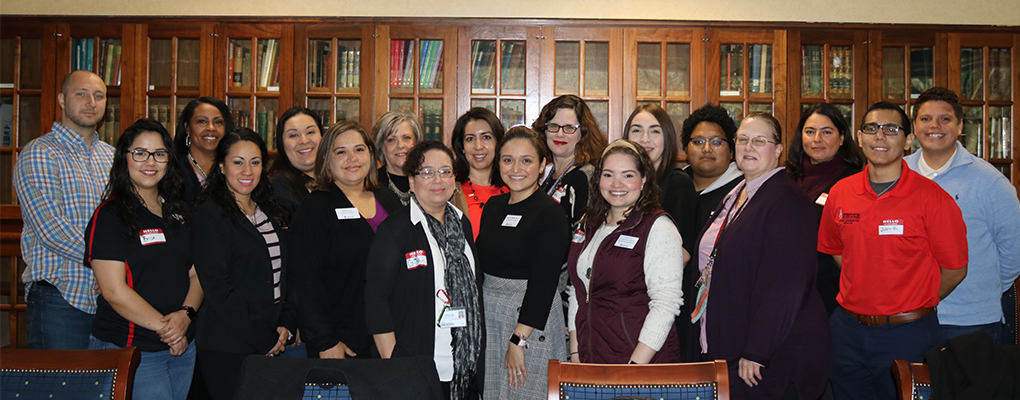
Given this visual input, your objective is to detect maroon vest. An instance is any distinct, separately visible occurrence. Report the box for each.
[567,209,681,364]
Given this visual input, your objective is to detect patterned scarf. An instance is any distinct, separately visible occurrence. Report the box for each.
[418,199,483,400]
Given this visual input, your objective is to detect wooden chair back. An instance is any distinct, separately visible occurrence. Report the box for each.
[892,359,932,400]
[1,347,141,400]
[547,359,730,400]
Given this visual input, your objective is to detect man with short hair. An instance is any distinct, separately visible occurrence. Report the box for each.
[13,70,114,349]
[905,86,1020,343]
[818,101,968,400]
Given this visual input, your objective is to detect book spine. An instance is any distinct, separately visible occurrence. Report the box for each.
[419,40,430,88]
[242,47,251,88]
[257,108,268,143]
[2,98,14,147]
[270,40,280,87]
[354,49,361,88]
[431,41,444,88]
[233,43,243,87]
[762,45,771,93]
[99,41,109,84]
[750,45,760,93]
[112,44,122,86]
[390,40,400,88]
[402,41,414,88]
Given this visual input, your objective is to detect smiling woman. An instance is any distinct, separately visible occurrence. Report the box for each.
[173,98,235,205]
[269,107,324,216]
[451,107,508,239]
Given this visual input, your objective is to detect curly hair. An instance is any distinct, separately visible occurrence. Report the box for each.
[580,139,662,232]
[269,106,324,204]
[196,128,287,226]
[312,120,381,192]
[624,104,680,181]
[681,104,738,153]
[532,95,607,167]
[451,107,506,186]
[173,97,234,155]
[104,118,187,237]
[402,141,455,177]
[786,103,864,180]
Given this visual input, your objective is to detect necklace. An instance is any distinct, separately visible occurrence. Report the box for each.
[465,181,508,209]
[874,176,900,197]
[188,152,208,179]
[388,177,411,205]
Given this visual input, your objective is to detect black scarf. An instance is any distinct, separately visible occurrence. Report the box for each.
[418,199,482,400]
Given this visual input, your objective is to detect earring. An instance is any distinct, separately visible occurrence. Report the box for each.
[186,135,191,148]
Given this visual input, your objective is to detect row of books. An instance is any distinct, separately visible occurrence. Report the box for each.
[309,41,362,90]
[1,98,12,147]
[230,40,281,89]
[98,105,121,146]
[469,41,527,95]
[72,38,122,86]
[390,40,443,89]
[148,104,186,135]
[421,108,443,142]
[963,48,1012,99]
[801,46,853,96]
[749,44,773,94]
[962,115,1012,158]
[987,48,1012,99]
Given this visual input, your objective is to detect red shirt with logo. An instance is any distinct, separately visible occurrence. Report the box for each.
[818,160,967,316]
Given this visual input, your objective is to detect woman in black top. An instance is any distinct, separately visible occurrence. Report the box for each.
[191,128,295,400]
[372,111,424,205]
[532,95,608,227]
[477,127,571,399]
[289,120,401,359]
[268,107,323,216]
[785,103,864,316]
[173,97,234,205]
[624,104,698,251]
[85,118,202,400]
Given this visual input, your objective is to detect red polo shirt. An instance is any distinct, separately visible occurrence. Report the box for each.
[818,160,967,316]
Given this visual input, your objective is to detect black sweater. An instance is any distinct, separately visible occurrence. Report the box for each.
[475,191,571,329]
[657,167,699,253]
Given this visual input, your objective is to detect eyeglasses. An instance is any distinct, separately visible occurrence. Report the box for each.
[690,138,727,149]
[860,123,905,136]
[735,136,777,147]
[545,123,580,134]
[417,168,454,180]
[128,149,169,163]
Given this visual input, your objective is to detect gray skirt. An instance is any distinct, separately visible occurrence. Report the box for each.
[483,273,567,400]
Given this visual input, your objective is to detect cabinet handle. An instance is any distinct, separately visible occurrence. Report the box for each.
[210,33,220,37]
[536,36,546,40]
[863,41,872,44]
[701,38,710,42]
[371,34,380,38]
[53,33,62,37]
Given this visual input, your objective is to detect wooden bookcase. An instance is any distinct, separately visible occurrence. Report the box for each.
[136,22,215,136]
[456,25,541,132]
[787,29,869,135]
[217,23,293,149]
[294,23,375,131]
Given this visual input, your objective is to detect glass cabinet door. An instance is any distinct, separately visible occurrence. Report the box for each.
[541,27,622,139]
[458,26,539,131]
[219,24,291,150]
[791,30,867,135]
[379,25,457,143]
[951,33,1014,182]
[299,24,369,129]
[706,29,786,129]
[68,23,135,147]
[143,23,212,143]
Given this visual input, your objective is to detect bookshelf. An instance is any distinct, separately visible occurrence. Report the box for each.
[139,23,215,138]
[456,26,540,131]
[375,25,457,143]
[295,24,374,130]
[216,23,293,150]
[706,29,787,140]
[867,31,947,116]
[66,23,137,148]
[624,28,706,157]
[540,26,623,139]
[788,30,869,135]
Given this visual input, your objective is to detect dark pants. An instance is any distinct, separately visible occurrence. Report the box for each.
[26,282,94,350]
[830,308,942,400]
[197,347,251,400]
[941,322,1002,344]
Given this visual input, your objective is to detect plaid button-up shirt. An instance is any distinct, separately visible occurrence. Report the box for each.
[14,122,114,313]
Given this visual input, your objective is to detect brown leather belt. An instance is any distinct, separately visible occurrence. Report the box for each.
[842,307,934,326]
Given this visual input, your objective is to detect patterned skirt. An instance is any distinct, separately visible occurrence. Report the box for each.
[483,274,567,400]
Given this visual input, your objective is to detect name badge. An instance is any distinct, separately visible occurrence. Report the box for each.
[438,307,467,328]
[614,235,639,249]
[571,229,585,244]
[502,214,522,227]
[139,229,166,246]
[335,207,361,220]
[878,219,904,235]
[815,193,828,206]
[551,186,566,204]
[405,249,428,270]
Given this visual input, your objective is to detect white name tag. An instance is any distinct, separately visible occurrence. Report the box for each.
[335,207,361,220]
[615,235,639,249]
[551,186,566,204]
[571,229,585,244]
[438,307,467,328]
[405,249,427,270]
[879,219,904,235]
[815,193,828,206]
[139,229,166,246]
[502,214,522,227]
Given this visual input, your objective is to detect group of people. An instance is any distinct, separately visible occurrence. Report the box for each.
[13,69,1020,400]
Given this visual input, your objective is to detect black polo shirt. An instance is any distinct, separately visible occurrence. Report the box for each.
[84,197,193,352]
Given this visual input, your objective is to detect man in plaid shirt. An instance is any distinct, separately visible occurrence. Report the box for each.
[13,70,114,349]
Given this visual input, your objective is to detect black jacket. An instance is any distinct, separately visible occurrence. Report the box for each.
[658,167,698,253]
[191,200,297,354]
[289,185,402,354]
[177,155,203,206]
[927,331,1020,400]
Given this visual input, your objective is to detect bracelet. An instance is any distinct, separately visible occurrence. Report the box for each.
[570,352,579,355]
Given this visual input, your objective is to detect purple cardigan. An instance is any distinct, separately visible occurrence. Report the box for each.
[684,172,830,399]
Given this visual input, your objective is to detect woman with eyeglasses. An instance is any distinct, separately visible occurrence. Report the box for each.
[686,112,829,399]
[365,141,484,400]
[532,95,608,227]
[85,118,202,400]
[785,103,864,316]
[566,140,687,365]
[451,107,507,239]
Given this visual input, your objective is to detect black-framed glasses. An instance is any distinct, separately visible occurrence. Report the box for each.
[860,123,904,136]
[690,138,727,149]
[128,149,169,163]
[545,123,580,134]
[417,168,454,180]
[735,136,777,147]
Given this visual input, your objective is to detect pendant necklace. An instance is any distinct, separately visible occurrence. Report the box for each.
[188,152,208,179]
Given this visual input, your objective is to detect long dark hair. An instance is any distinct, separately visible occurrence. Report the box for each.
[104,118,186,237]
[451,107,505,185]
[532,95,607,167]
[580,139,661,232]
[624,104,680,181]
[173,97,234,155]
[786,103,864,179]
[312,120,382,192]
[269,106,323,202]
[197,128,287,226]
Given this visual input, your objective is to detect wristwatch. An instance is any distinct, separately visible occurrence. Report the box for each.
[509,332,528,348]
[181,305,197,321]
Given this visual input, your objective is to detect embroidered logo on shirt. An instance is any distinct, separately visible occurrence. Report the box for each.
[838,208,860,225]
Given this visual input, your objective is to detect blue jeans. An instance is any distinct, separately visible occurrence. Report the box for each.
[26,282,94,350]
[90,337,196,400]
[830,308,942,400]
[941,322,1002,344]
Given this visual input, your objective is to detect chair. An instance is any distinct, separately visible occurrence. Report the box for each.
[0,347,141,400]
[547,359,730,400]
[892,359,932,400]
